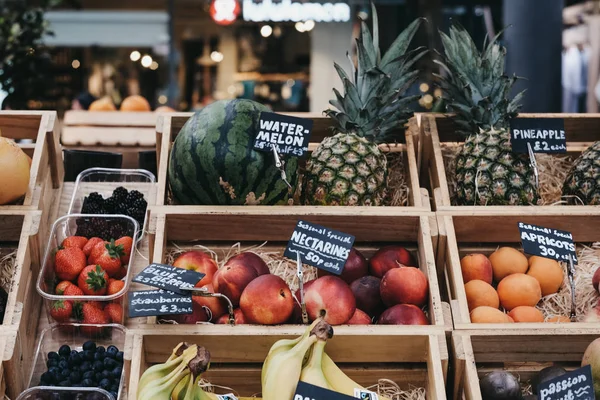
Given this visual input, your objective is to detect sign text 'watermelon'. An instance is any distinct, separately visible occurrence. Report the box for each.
[254,112,313,156]
[284,220,355,275]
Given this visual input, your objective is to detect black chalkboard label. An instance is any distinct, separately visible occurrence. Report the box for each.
[537,365,593,400]
[509,118,567,153]
[253,112,313,157]
[133,263,205,295]
[284,220,355,275]
[128,289,193,317]
[518,222,578,264]
[294,381,356,400]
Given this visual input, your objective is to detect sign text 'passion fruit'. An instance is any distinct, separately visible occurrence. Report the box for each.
[518,222,578,264]
[284,220,355,275]
[294,381,357,400]
[133,263,205,294]
[254,112,313,156]
[243,0,351,22]
[537,365,593,400]
[509,118,567,153]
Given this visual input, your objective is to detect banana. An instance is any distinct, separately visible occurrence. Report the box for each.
[299,340,330,390]
[260,318,321,388]
[172,374,191,400]
[322,353,391,400]
[138,345,200,400]
[139,342,191,392]
[262,320,333,400]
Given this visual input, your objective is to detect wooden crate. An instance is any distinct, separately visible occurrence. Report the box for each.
[127,327,448,400]
[419,113,600,212]
[62,111,160,169]
[439,209,600,330]
[452,329,600,400]
[0,332,10,398]
[143,206,449,332]
[0,211,45,399]
[155,113,427,210]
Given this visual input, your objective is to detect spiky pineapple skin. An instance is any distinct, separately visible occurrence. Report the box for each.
[562,141,600,205]
[455,128,539,206]
[302,133,387,206]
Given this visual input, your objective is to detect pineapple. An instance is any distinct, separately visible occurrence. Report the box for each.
[563,141,600,205]
[436,24,540,206]
[301,5,424,206]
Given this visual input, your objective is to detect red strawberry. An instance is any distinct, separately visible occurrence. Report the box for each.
[115,236,133,264]
[61,236,88,250]
[63,285,84,297]
[83,237,104,258]
[55,247,86,281]
[113,266,127,280]
[89,240,108,264]
[78,265,108,295]
[55,281,73,295]
[85,301,105,310]
[92,240,123,277]
[81,303,110,336]
[107,279,125,296]
[104,303,123,323]
[49,300,73,322]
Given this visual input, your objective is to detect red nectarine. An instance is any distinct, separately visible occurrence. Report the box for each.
[225,252,270,276]
[240,275,294,325]
[318,248,368,284]
[305,276,356,325]
[213,263,258,306]
[369,246,415,278]
[173,250,218,287]
[380,267,429,307]
[350,276,384,317]
[377,304,428,325]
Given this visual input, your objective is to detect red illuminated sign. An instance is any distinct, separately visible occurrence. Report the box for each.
[210,0,240,25]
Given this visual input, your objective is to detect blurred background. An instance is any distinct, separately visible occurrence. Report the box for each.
[1,0,598,115]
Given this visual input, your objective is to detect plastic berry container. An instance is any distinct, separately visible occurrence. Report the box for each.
[68,168,156,243]
[37,214,139,324]
[23,323,126,400]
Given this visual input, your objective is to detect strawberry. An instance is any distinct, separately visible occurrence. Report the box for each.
[104,303,123,323]
[55,247,86,281]
[63,285,84,296]
[55,281,73,295]
[89,240,108,264]
[50,300,73,322]
[107,279,125,296]
[115,236,133,264]
[91,240,123,277]
[85,301,105,310]
[81,303,110,336]
[78,265,108,295]
[61,236,88,250]
[113,266,127,280]
[83,237,104,258]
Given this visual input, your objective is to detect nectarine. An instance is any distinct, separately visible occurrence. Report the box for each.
[213,263,258,306]
[350,276,384,317]
[193,283,227,321]
[346,308,372,325]
[318,248,368,284]
[380,267,429,307]
[369,246,415,278]
[225,252,270,276]
[377,304,428,325]
[216,308,246,324]
[240,275,294,325]
[305,276,356,325]
[173,250,218,287]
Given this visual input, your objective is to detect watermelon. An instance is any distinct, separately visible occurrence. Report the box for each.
[168,99,299,205]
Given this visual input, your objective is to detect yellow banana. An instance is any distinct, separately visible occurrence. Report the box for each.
[322,353,390,400]
[260,318,321,388]
[262,320,333,400]
[299,340,330,390]
[139,342,191,392]
[181,348,215,400]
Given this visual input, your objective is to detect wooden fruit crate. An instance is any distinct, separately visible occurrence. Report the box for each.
[419,113,600,212]
[155,113,427,210]
[0,211,45,399]
[127,327,448,400]
[439,209,600,330]
[0,332,9,397]
[62,111,160,169]
[142,206,449,332]
[452,329,600,400]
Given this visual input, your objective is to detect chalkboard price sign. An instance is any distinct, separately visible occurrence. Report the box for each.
[253,112,313,157]
[509,118,567,154]
[128,289,193,317]
[133,263,205,294]
[537,365,594,400]
[518,222,578,264]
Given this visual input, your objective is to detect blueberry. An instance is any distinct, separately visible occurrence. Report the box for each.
[58,379,71,387]
[93,360,104,371]
[106,345,119,357]
[48,366,60,377]
[112,366,122,379]
[104,357,117,368]
[58,345,71,357]
[101,369,111,379]
[99,378,111,389]
[47,351,59,360]
[58,359,68,369]
[110,384,119,393]
[94,352,105,361]
[80,378,93,387]
[96,346,106,354]
[82,341,97,351]
[80,361,91,372]
[83,350,94,361]
[69,370,81,382]
[95,372,103,381]
[82,370,95,380]
[69,353,82,366]
[109,392,118,399]
[40,371,54,384]
[46,359,58,368]
[70,350,78,358]
[115,351,124,362]
[60,369,71,379]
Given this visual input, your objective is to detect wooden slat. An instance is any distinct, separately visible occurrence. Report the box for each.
[0,113,42,140]
[63,110,158,127]
[61,126,156,146]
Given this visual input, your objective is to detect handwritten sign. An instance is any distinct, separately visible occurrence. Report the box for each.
[518,222,578,264]
[284,220,355,275]
[253,112,313,157]
[510,118,567,153]
[133,263,205,294]
[537,365,593,400]
[128,289,193,317]
[294,381,356,400]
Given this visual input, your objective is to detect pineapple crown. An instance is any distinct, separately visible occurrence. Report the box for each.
[434,23,525,136]
[326,4,426,143]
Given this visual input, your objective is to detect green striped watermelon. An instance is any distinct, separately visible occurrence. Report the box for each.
[168,99,299,205]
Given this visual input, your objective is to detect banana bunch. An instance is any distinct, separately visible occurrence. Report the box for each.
[261,319,390,400]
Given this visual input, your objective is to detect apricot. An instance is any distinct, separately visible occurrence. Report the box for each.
[547,315,571,323]
[460,253,493,284]
[508,306,544,322]
[464,280,499,311]
[527,256,564,296]
[489,247,529,282]
[470,306,513,323]
[497,273,542,311]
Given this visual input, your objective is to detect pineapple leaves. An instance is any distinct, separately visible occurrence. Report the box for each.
[371,2,380,62]
[333,62,352,86]
[380,18,425,68]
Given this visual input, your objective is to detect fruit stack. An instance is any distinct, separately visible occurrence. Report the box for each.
[461,248,567,323]
[164,245,430,326]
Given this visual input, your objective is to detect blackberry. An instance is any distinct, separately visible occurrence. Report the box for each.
[125,190,144,205]
[112,186,129,202]
[87,192,105,205]
[104,196,119,213]
[82,202,103,215]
